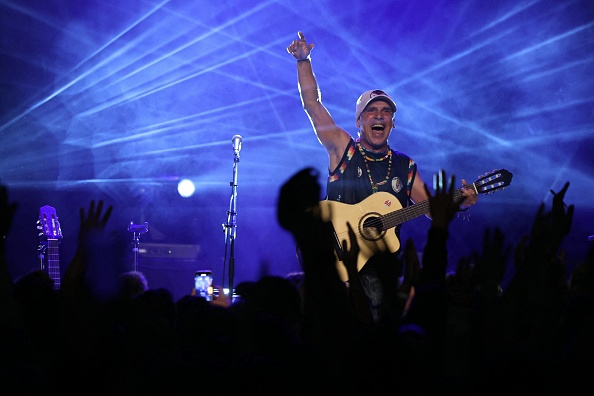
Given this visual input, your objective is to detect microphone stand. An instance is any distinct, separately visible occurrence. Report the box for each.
[222,142,240,297]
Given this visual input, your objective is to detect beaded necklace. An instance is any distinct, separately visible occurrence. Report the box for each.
[356,140,392,193]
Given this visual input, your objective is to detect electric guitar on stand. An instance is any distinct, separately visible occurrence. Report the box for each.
[38,205,63,290]
[319,169,513,282]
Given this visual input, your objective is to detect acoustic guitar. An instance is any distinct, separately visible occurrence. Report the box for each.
[319,169,513,282]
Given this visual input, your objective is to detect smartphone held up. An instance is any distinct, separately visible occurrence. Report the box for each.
[194,270,214,302]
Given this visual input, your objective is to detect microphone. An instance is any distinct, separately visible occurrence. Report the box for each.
[232,134,242,155]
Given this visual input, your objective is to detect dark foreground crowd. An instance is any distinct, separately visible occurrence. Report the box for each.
[1,169,592,395]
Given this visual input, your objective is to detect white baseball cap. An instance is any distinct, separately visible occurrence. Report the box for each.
[355,89,397,121]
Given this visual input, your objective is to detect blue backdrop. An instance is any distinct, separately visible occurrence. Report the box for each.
[1,0,592,300]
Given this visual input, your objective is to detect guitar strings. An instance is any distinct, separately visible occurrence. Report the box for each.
[329,171,511,255]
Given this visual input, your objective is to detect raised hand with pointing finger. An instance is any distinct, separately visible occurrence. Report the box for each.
[286,31,314,61]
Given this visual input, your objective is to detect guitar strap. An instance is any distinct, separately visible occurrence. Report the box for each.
[406,157,416,200]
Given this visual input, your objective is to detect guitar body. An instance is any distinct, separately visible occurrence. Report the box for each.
[318,169,513,282]
[320,192,403,282]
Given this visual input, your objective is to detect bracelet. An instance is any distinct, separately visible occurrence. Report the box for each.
[297,57,310,63]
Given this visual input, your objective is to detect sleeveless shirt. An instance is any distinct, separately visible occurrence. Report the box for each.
[325,138,417,236]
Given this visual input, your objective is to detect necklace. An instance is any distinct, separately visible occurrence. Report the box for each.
[356,141,392,193]
[358,142,390,161]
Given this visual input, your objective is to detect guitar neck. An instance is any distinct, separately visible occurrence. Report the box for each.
[47,239,60,290]
[38,204,63,291]
[381,188,464,229]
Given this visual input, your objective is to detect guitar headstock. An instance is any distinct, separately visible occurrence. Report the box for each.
[38,205,63,244]
[473,169,513,195]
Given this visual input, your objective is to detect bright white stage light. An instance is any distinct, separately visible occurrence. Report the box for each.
[177,179,195,198]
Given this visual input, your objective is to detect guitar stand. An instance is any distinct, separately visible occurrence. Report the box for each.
[128,221,149,272]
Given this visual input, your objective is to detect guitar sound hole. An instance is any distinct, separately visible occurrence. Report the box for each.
[360,216,384,241]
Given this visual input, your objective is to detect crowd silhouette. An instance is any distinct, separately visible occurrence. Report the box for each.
[1,171,591,395]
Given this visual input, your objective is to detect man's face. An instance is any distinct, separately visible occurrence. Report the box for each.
[356,99,394,149]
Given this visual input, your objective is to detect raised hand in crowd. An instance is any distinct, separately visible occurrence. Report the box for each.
[276,167,358,389]
[77,199,113,241]
[426,169,464,231]
[62,199,114,302]
[277,167,339,287]
[475,227,509,299]
[399,237,421,317]
[528,181,574,256]
[403,170,462,388]
[504,182,573,352]
[418,169,462,282]
[341,221,373,326]
[468,226,511,362]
